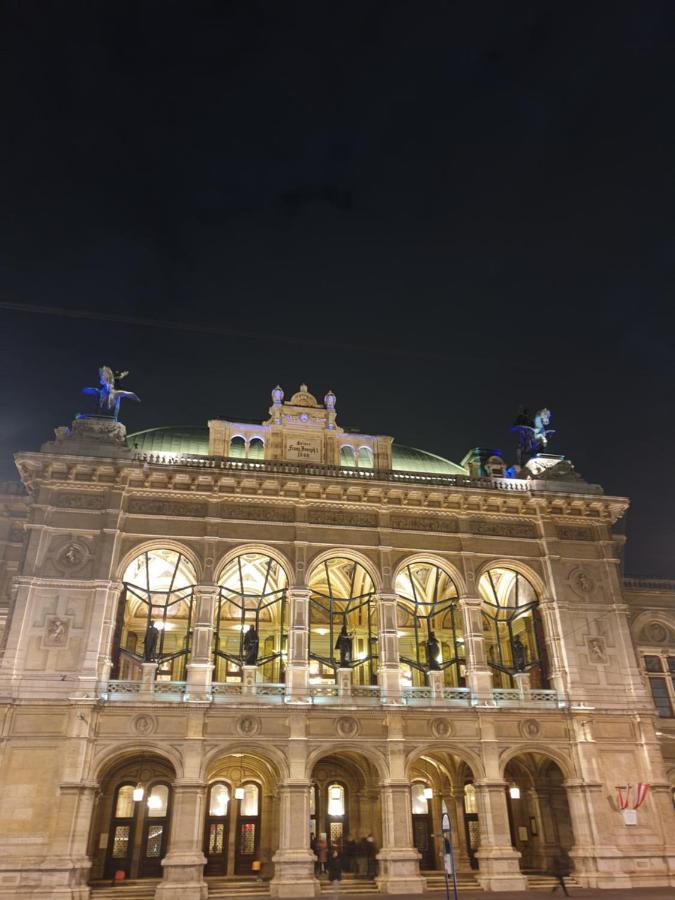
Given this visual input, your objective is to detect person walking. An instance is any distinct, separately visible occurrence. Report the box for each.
[365,833,378,880]
[328,847,343,884]
[550,854,570,896]
[317,833,329,876]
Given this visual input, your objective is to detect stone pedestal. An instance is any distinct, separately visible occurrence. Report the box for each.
[513,671,531,700]
[242,665,258,694]
[337,667,352,697]
[139,661,157,699]
[428,669,443,699]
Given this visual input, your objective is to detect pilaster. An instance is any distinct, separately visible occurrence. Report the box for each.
[459,597,493,702]
[287,588,311,701]
[186,585,217,701]
[378,593,402,703]
[155,780,208,900]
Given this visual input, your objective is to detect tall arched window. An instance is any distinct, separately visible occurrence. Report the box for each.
[307,557,378,685]
[215,552,288,683]
[395,562,464,687]
[478,567,547,688]
[229,436,246,459]
[340,446,356,468]
[115,549,197,681]
[248,437,264,460]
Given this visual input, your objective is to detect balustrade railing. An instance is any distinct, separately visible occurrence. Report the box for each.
[492,687,562,708]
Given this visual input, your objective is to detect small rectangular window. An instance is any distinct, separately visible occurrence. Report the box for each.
[644,655,663,673]
[648,677,673,717]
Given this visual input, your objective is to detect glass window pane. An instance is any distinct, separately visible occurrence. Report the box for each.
[147,784,169,817]
[145,824,164,858]
[648,678,673,717]
[208,823,225,854]
[209,783,230,817]
[240,822,256,854]
[411,782,428,814]
[327,783,345,817]
[464,783,477,814]
[241,783,259,817]
[112,825,131,858]
[115,785,135,818]
[667,657,675,673]
[645,655,663,673]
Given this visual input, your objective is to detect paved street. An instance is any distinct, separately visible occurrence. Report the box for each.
[310,892,674,900]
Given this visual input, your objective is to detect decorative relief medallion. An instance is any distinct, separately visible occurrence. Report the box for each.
[430,718,453,738]
[42,615,71,649]
[236,715,261,737]
[335,716,359,738]
[390,514,457,534]
[644,622,669,644]
[569,567,595,596]
[556,525,593,541]
[131,714,157,736]
[127,497,208,517]
[470,518,537,538]
[221,503,294,523]
[520,719,541,738]
[308,508,378,528]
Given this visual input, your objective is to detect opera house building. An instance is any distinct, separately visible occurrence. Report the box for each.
[0,380,673,899]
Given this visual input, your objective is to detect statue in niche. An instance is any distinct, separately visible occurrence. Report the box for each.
[243,625,259,666]
[143,620,160,662]
[511,407,555,466]
[511,635,527,671]
[335,624,353,667]
[47,617,67,645]
[426,630,441,671]
[82,366,140,420]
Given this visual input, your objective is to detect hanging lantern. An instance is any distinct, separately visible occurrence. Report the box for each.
[423,786,433,801]
[234,786,245,800]
[509,785,521,800]
[330,786,342,801]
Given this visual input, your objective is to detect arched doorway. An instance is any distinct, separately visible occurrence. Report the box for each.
[112,548,197,681]
[88,753,175,881]
[215,552,289,684]
[204,752,278,878]
[407,751,479,875]
[309,752,382,878]
[307,557,378,685]
[503,753,574,875]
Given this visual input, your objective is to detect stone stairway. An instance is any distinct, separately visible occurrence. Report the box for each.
[526,872,581,890]
[422,871,482,892]
[319,873,378,893]
[207,877,270,897]
[90,880,160,899]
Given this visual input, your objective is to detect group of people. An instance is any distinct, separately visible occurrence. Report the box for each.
[310,833,378,882]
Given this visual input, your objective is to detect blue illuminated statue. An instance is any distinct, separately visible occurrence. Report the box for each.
[82,366,140,420]
[511,407,554,466]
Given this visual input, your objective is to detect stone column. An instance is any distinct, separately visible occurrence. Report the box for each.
[376,781,426,894]
[473,780,527,891]
[186,585,217,701]
[378,593,402,704]
[270,781,320,897]
[156,780,208,900]
[513,671,531,700]
[459,597,493,704]
[286,588,311,701]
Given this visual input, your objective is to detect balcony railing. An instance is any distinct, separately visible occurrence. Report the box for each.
[99,680,565,709]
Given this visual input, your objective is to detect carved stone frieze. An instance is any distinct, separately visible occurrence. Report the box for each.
[127,497,208,517]
[470,518,537,538]
[308,507,378,528]
[53,492,106,510]
[390,514,457,533]
[557,524,594,541]
[221,503,295,523]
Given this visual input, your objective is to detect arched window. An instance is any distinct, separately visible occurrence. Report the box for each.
[357,447,373,469]
[115,549,197,681]
[411,782,429,815]
[327,783,345,816]
[478,567,547,688]
[307,557,378,685]
[215,552,288,683]
[248,437,264,460]
[340,446,356,468]
[229,436,246,459]
[395,562,464,687]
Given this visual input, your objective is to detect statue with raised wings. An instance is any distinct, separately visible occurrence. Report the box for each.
[82,366,140,420]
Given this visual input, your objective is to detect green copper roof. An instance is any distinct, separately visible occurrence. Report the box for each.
[128,427,466,476]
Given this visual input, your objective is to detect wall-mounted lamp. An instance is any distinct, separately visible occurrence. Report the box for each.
[509,785,521,800]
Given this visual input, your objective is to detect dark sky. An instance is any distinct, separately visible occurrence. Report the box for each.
[1,2,674,576]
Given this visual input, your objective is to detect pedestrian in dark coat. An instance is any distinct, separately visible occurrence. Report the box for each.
[328,848,343,883]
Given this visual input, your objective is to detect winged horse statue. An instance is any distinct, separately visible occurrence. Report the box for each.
[82,366,140,420]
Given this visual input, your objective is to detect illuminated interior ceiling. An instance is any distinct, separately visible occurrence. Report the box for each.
[129,426,467,476]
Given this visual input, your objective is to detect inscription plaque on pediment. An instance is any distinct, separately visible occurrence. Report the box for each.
[390,514,457,534]
[470,518,537,538]
[127,497,208,517]
[221,503,295,523]
[308,508,378,528]
[285,435,322,461]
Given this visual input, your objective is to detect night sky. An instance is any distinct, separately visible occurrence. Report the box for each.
[1,3,674,576]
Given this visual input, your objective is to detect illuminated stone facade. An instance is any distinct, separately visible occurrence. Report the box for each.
[0,383,673,898]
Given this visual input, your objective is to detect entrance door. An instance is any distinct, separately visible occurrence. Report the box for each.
[105,782,171,879]
[462,783,479,870]
[204,782,231,876]
[411,783,435,869]
[234,783,260,875]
